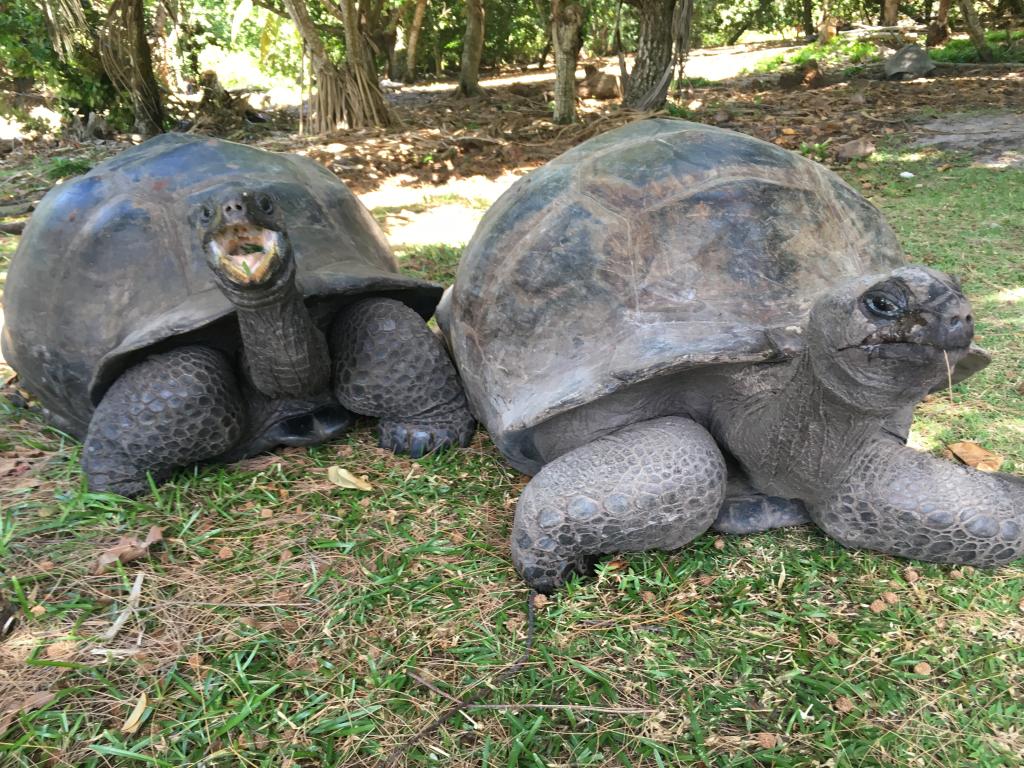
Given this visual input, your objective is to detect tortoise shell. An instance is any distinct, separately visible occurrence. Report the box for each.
[2,134,441,438]
[443,119,907,472]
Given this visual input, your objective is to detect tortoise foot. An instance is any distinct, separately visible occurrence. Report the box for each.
[511,417,727,593]
[378,416,474,458]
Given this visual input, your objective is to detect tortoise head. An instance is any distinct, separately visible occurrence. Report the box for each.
[805,265,974,413]
[200,189,290,290]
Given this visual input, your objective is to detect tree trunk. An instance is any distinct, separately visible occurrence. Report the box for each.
[957,0,994,62]
[458,0,485,96]
[98,0,164,136]
[622,0,676,110]
[283,0,392,131]
[882,0,898,25]
[801,0,814,37]
[551,1,584,123]
[926,0,951,46]
[404,0,428,82]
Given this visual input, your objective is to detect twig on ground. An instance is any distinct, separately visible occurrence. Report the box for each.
[381,590,540,767]
[100,572,145,641]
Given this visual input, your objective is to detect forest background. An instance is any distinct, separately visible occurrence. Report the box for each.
[1,0,1023,766]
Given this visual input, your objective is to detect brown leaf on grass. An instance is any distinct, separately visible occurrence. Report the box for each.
[0,457,31,477]
[29,604,46,617]
[754,732,780,749]
[327,465,373,491]
[834,696,855,714]
[120,692,148,734]
[44,640,78,660]
[0,691,56,735]
[947,441,1003,472]
[94,526,164,574]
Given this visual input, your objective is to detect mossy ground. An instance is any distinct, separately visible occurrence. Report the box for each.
[1,133,1022,767]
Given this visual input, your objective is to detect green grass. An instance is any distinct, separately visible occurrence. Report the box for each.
[1,138,1022,767]
[751,37,881,74]
[840,148,1024,469]
[930,30,1024,64]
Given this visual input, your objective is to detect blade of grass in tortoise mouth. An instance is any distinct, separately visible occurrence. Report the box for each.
[209,224,281,283]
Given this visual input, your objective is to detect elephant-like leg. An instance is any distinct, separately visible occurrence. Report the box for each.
[331,298,474,457]
[512,417,727,593]
[82,346,245,496]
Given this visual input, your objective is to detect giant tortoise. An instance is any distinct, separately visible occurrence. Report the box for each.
[439,118,1023,592]
[3,134,474,496]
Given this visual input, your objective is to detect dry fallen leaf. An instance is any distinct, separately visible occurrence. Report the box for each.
[913,661,932,676]
[29,604,46,617]
[0,691,56,735]
[327,466,373,491]
[947,441,1003,472]
[121,692,148,734]
[95,526,164,574]
[45,640,78,661]
[754,732,780,749]
[834,696,855,714]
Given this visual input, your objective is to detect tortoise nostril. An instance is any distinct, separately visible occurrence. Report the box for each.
[965,314,973,324]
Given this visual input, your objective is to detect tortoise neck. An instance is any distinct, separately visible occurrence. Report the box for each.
[725,353,886,501]
[225,265,331,399]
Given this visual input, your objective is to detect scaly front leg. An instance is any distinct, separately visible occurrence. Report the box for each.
[811,434,1024,566]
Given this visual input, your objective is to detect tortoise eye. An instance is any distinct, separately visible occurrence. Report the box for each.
[257,194,274,214]
[199,204,213,223]
[863,292,902,318]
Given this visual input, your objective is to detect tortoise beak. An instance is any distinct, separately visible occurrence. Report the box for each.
[206,224,283,285]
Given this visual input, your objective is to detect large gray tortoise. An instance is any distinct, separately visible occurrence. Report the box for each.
[439,118,1023,593]
[2,134,474,496]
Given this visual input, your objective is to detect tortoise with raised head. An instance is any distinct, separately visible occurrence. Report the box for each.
[440,118,1023,592]
[3,134,474,496]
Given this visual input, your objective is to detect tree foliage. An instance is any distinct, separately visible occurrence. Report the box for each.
[1,0,1015,133]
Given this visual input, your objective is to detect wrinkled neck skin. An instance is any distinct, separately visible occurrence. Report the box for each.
[716,352,898,502]
[217,259,331,399]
